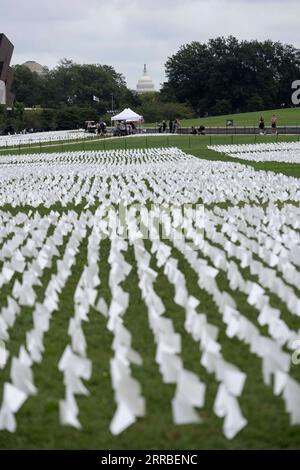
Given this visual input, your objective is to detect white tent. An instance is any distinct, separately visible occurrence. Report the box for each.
[111,108,143,122]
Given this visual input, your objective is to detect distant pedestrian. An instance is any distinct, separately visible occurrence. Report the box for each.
[198,125,206,136]
[162,120,167,133]
[259,116,265,135]
[173,118,180,134]
[120,121,126,136]
[271,115,278,134]
[127,122,132,135]
[169,119,173,133]
[100,121,106,135]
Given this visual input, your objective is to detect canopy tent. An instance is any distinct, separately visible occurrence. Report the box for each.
[111,108,143,122]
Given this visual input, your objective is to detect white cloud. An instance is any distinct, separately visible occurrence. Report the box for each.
[2,0,300,89]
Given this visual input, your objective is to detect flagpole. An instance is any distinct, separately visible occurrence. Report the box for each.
[111,93,114,113]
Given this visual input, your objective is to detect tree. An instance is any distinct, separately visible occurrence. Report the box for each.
[40,59,131,112]
[210,99,232,116]
[24,109,43,130]
[135,92,195,122]
[41,109,57,131]
[163,37,300,115]
[12,59,137,110]
[9,59,142,130]
[5,102,25,133]
[11,65,45,107]
[0,105,7,131]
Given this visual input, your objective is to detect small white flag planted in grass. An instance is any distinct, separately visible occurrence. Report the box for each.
[221,366,247,398]
[0,146,299,442]
[282,377,300,425]
[59,391,82,430]
[59,345,92,381]
[0,383,28,432]
[10,358,37,396]
[159,353,183,384]
[95,297,108,317]
[175,370,206,408]
[110,401,136,436]
[0,340,8,369]
[214,384,248,440]
[172,396,202,425]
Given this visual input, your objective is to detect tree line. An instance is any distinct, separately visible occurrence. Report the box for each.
[0,59,193,133]
[162,36,300,116]
[1,37,299,133]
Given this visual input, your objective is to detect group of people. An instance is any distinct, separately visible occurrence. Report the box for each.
[259,115,278,135]
[190,125,206,136]
[113,121,137,137]
[158,119,181,133]
[98,114,279,138]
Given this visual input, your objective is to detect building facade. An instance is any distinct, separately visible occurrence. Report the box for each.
[0,33,14,107]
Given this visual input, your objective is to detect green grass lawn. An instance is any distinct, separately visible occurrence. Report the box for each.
[0,136,300,449]
[146,107,300,128]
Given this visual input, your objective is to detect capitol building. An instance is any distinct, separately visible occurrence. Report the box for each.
[22,61,49,76]
[136,64,155,94]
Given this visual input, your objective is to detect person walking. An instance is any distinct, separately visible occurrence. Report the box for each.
[259,116,265,135]
[173,118,180,134]
[169,119,173,134]
[127,122,132,135]
[271,115,278,134]
[162,120,167,133]
[120,121,126,136]
[100,120,106,135]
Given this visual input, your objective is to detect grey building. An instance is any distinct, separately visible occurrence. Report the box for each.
[0,33,15,107]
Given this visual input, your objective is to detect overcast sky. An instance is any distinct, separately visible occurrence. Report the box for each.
[1,0,300,90]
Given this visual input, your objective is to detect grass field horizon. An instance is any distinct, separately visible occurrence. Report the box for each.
[146,107,300,128]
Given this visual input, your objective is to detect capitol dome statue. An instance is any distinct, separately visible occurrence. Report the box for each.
[136,64,155,94]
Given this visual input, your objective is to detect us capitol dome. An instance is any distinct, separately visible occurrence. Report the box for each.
[136,64,155,94]
[22,61,49,76]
